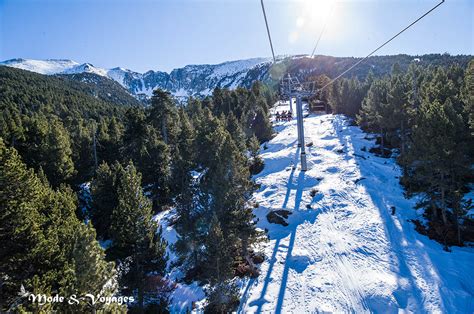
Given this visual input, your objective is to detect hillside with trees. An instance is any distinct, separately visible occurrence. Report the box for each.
[0,66,275,312]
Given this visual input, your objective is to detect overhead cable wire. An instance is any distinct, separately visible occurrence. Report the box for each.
[260,0,276,63]
[319,0,445,91]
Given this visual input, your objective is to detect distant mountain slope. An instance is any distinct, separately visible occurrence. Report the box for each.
[2,54,471,100]
[0,66,135,120]
[58,72,143,107]
[0,58,80,74]
[0,57,271,99]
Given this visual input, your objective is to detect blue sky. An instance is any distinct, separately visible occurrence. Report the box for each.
[0,0,472,72]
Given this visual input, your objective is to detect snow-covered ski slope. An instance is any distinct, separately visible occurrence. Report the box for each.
[240,102,474,313]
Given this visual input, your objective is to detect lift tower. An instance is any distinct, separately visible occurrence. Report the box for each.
[280,76,318,172]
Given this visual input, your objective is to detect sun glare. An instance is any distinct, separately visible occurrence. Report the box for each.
[289,0,340,47]
[301,0,334,21]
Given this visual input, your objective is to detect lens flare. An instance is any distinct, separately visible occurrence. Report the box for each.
[289,0,340,46]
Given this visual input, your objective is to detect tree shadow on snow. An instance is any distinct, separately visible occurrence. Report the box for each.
[330,115,470,313]
[242,145,322,313]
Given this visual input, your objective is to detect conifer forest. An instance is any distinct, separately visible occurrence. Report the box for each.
[1,0,473,312]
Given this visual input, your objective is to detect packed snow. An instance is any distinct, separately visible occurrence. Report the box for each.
[157,101,473,313]
[238,102,474,313]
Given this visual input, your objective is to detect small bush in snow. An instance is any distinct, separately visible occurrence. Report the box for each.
[204,281,240,314]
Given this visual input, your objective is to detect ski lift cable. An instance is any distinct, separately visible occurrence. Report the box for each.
[261,0,276,63]
[310,2,336,58]
[319,0,445,91]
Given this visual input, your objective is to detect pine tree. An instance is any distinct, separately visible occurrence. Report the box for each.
[203,215,234,284]
[42,118,75,187]
[90,161,123,239]
[307,75,331,106]
[343,77,364,117]
[97,116,124,165]
[329,80,343,113]
[68,118,95,183]
[186,97,204,126]
[61,222,119,312]
[174,173,205,274]
[406,62,423,111]
[110,161,153,256]
[339,79,351,115]
[171,108,196,197]
[138,129,171,209]
[194,108,222,168]
[122,107,151,160]
[203,125,258,261]
[357,79,389,142]
[211,87,228,116]
[234,88,250,120]
[387,75,410,151]
[149,89,179,145]
[251,106,273,143]
[391,62,402,77]
[462,60,474,134]
[364,69,375,92]
[226,112,247,152]
[421,66,458,106]
[109,161,168,309]
[248,134,264,175]
[122,108,171,209]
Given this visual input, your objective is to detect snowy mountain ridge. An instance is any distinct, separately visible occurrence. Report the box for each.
[0,58,81,75]
[3,54,471,103]
[0,57,272,100]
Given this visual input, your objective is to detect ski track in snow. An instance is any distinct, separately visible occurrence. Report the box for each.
[239,105,474,313]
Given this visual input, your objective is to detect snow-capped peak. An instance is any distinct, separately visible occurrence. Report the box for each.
[62,63,108,77]
[0,58,80,75]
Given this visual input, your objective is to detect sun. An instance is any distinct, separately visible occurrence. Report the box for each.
[300,0,335,22]
[290,0,339,46]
